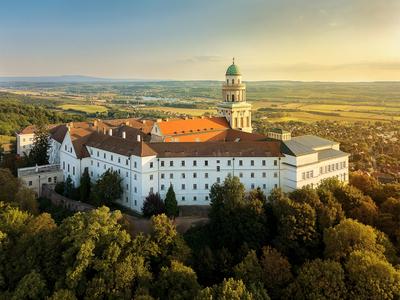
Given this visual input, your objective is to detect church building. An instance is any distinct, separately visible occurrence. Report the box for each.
[17,60,349,213]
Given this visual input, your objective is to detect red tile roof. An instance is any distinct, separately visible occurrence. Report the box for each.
[156,117,230,136]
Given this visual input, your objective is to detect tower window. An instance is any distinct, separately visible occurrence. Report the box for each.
[232,79,234,84]
[226,94,229,101]
[232,94,235,101]
[227,79,229,84]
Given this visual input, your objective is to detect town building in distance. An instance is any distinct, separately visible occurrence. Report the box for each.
[17,60,349,212]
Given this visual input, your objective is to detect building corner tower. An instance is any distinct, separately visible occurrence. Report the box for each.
[217,58,252,133]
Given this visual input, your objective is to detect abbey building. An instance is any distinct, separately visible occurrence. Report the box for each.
[17,60,349,213]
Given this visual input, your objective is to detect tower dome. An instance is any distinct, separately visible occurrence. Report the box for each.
[225,58,241,76]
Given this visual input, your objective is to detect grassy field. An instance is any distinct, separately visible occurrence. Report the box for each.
[59,104,108,114]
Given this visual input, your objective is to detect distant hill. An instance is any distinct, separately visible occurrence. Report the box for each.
[0,75,144,83]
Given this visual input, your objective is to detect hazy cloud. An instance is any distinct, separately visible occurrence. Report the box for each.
[177,55,223,64]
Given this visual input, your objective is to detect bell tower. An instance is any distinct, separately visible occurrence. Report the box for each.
[217,58,252,133]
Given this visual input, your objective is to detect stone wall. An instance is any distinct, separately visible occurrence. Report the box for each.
[41,184,94,212]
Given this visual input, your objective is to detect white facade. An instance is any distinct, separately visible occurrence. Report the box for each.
[16,133,34,156]
[18,164,63,196]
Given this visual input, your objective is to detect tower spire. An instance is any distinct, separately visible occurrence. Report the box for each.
[232,57,235,64]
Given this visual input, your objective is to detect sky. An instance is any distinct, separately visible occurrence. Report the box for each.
[1,0,400,81]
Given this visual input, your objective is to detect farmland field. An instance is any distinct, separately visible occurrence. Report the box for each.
[59,104,108,114]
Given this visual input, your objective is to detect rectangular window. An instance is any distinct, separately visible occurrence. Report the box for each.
[251,172,255,178]
[274,184,278,188]
[134,174,137,180]
[182,184,185,190]
[217,166,220,172]
[170,161,174,167]
[54,176,57,183]
[181,160,185,167]
[150,174,153,180]
[239,160,243,166]
[90,171,93,177]
[239,172,243,178]
[91,160,93,166]
[67,164,70,172]
[274,160,278,166]
[274,172,278,178]
[302,172,305,180]
[97,151,99,157]
[193,196,197,201]
[205,173,209,178]
[73,166,75,175]
[262,160,266,166]
[161,184,165,190]
[63,161,65,170]
[205,196,209,201]
[263,184,266,189]
[193,160,197,166]
[227,160,231,166]
[150,162,153,168]
[170,173,173,179]
[193,184,197,190]
[262,172,266,178]
[111,155,113,161]
[28,181,32,186]
[205,184,209,190]
[181,173,185,179]
[251,184,255,189]
[217,177,221,183]
[251,160,254,166]
[134,162,137,168]
[118,157,121,163]
[48,177,52,183]
[216,160,220,164]
[97,162,100,167]
[161,173,165,179]
[193,173,197,178]
[126,159,129,166]
[205,160,208,166]
[182,196,185,201]
[104,153,106,159]
[161,160,165,167]
[134,187,137,193]
[134,200,137,206]
[126,172,129,177]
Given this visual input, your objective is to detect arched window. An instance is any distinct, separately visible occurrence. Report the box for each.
[232,79,234,84]
[232,94,235,101]
[226,79,229,84]
[226,94,229,101]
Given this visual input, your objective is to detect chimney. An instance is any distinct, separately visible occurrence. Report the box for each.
[156,119,162,123]
[122,131,126,139]
[108,129,112,136]
[142,120,147,124]
[137,134,141,142]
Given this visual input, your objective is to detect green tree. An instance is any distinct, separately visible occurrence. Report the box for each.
[151,214,191,266]
[287,259,346,300]
[63,175,75,199]
[324,218,395,263]
[79,167,91,202]
[142,192,165,218]
[259,246,292,299]
[11,270,48,300]
[208,175,268,251]
[57,206,150,299]
[346,250,400,299]
[198,278,256,300]
[165,184,179,218]
[91,169,122,206]
[15,186,39,215]
[153,260,200,300]
[271,194,319,262]
[27,122,49,166]
[0,168,20,202]
[233,250,263,286]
